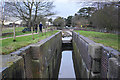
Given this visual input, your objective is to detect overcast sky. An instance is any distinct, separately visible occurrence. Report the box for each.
[50,0,119,19]
[51,0,81,19]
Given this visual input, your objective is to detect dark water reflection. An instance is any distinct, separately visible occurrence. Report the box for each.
[58,51,76,78]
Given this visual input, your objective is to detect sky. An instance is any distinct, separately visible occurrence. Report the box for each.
[51,0,81,19]
[49,0,119,19]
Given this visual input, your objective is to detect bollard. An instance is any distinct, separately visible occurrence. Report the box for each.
[42,30,43,36]
[31,27,34,40]
[45,26,46,35]
[37,24,40,37]
[13,23,16,42]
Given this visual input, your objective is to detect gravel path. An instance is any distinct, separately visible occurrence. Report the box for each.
[0,33,39,40]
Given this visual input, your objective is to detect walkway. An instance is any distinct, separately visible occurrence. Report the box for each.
[0,33,38,40]
[1,29,46,40]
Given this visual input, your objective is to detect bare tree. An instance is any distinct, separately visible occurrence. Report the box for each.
[0,0,5,32]
[4,0,55,28]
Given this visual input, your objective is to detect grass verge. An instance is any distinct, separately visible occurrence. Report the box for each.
[2,27,26,33]
[75,30,119,51]
[1,30,58,55]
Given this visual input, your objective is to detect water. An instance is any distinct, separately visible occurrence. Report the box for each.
[58,51,76,78]
[62,37,72,41]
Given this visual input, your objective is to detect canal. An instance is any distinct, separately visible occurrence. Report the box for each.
[58,51,76,78]
[57,35,76,79]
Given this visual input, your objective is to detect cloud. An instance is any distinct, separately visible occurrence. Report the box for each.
[53,0,81,18]
[54,0,69,3]
[70,0,119,2]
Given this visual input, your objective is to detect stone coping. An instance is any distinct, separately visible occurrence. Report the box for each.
[72,31,95,44]
[10,31,61,56]
[72,31,120,58]
[102,46,120,58]
[0,31,62,72]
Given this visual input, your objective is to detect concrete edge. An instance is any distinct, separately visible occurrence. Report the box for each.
[72,31,95,44]
[73,31,120,58]
[10,31,62,56]
[31,31,62,47]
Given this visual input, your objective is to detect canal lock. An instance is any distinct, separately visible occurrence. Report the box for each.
[57,31,76,79]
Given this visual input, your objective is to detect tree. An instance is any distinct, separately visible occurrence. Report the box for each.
[4,0,55,28]
[90,2,118,32]
[0,0,9,30]
[65,16,73,27]
[53,17,65,27]
[71,14,80,27]
[70,7,96,28]
[72,14,88,27]
[77,7,96,19]
[36,15,46,26]
[1,1,4,31]
[48,18,53,23]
